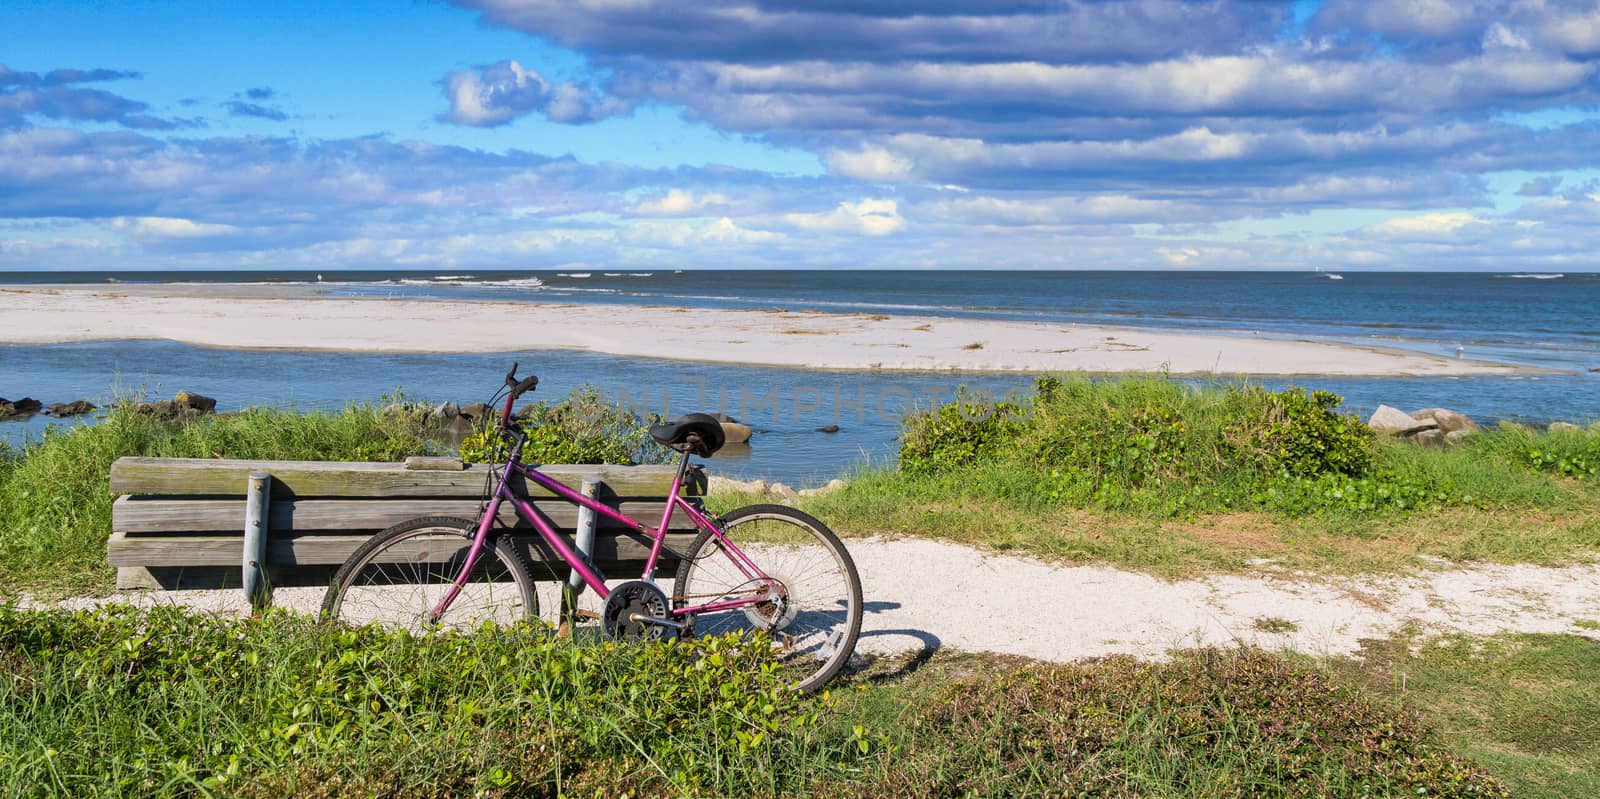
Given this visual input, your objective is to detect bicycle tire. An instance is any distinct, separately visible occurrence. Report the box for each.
[672,504,863,693]
[321,515,539,632]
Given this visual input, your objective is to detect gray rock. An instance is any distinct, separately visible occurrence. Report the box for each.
[707,476,768,494]
[816,424,840,434]
[0,397,42,419]
[45,400,96,417]
[1368,404,1436,436]
[1445,429,1474,445]
[138,400,182,420]
[1549,421,1582,434]
[459,402,492,421]
[1410,407,1479,434]
[1411,429,1446,447]
[767,481,798,499]
[799,478,849,497]
[434,401,460,420]
[174,391,216,414]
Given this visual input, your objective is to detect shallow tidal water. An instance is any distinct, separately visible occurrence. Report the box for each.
[3,340,1596,485]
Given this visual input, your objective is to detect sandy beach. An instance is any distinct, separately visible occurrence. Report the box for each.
[0,284,1541,376]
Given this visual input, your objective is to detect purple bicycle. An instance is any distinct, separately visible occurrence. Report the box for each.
[321,363,863,692]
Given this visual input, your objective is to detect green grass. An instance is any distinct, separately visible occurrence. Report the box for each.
[1324,631,1600,799]
[0,604,1518,798]
[781,375,1600,576]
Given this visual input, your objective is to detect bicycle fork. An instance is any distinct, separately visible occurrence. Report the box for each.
[428,494,504,622]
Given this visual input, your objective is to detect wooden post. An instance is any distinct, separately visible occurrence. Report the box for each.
[559,476,602,634]
[243,472,271,610]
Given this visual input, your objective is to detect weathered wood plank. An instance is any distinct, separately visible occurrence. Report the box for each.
[109,458,702,498]
[403,456,464,471]
[107,529,697,568]
[117,565,345,590]
[112,496,701,534]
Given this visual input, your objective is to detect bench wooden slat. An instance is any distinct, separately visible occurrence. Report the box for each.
[112,496,700,534]
[107,530,698,568]
[109,458,702,498]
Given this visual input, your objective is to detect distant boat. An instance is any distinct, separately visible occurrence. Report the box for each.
[673,270,685,275]
[316,274,323,282]
[1323,273,1343,280]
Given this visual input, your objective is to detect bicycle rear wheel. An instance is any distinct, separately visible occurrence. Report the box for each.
[321,515,538,632]
[672,504,862,693]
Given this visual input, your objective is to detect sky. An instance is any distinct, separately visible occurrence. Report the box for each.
[2,0,1600,272]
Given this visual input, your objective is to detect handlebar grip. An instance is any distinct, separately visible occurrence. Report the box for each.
[514,375,539,396]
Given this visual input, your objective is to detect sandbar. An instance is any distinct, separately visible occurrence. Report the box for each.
[0,284,1544,376]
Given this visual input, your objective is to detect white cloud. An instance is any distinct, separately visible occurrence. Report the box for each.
[112,216,239,237]
[629,188,729,216]
[780,199,905,235]
[438,59,626,126]
[822,147,916,182]
[1363,211,1485,235]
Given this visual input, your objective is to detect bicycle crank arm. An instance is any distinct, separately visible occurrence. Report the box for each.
[627,613,686,630]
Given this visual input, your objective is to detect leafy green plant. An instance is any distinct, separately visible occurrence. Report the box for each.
[457,385,671,466]
[898,389,1026,475]
[1246,387,1375,478]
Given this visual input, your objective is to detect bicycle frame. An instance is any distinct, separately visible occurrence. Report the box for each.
[431,446,777,622]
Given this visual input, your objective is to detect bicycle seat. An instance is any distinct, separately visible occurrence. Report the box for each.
[649,413,726,457]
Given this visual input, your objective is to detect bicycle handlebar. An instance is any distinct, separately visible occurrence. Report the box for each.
[500,362,539,430]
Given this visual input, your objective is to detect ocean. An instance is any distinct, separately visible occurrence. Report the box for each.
[3,270,1597,484]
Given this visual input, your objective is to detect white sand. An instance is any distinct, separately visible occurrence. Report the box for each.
[47,538,1600,663]
[0,284,1539,376]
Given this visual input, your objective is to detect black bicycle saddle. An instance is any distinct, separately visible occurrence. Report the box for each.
[649,413,726,457]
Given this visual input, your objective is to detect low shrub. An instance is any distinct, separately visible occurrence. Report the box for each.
[898,390,1026,475]
[1248,387,1375,478]
[892,375,1585,518]
[458,385,670,466]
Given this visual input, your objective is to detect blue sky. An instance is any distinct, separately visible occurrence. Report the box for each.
[3,0,1599,271]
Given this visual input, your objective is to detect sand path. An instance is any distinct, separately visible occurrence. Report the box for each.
[49,538,1600,662]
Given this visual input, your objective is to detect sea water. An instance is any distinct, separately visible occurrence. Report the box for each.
[2,270,1596,484]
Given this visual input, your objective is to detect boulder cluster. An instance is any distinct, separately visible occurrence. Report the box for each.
[1366,405,1595,444]
[0,391,220,423]
[1,396,97,421]
[707,475,847,499]
[1366,405,1479,446]
[136,391,217,421]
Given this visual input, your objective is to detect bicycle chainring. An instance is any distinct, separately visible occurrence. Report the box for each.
[743,573,798,632]
[602,580,673,642]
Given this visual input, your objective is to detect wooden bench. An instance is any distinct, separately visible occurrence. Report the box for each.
[107,456,706,596]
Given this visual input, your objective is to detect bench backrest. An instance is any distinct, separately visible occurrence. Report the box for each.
[108,456,705,591]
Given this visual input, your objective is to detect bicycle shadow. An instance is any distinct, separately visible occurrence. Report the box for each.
[854,600,943,683]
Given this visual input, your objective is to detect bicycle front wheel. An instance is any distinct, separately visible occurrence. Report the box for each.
[673,504,863,693]
[321,515,538,633]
